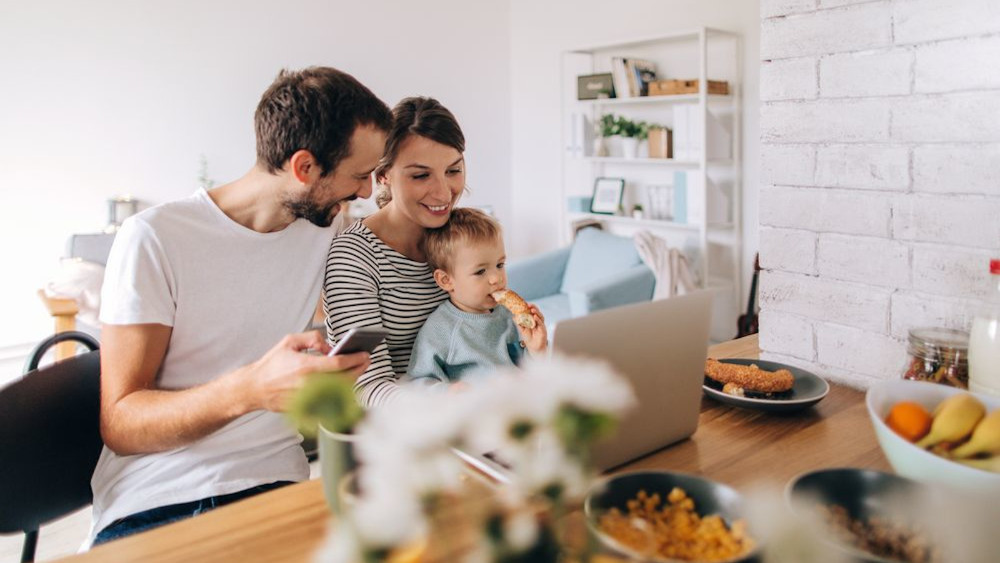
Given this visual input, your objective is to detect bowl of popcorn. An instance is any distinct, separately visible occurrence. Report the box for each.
[584,471,758,562]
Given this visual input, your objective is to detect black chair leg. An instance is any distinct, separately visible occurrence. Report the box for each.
[21,529,38,563]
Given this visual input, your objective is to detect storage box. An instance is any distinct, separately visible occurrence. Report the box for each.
[647,127,672,159]
[566,196,593,213]
[649,79,729,96]
[576,73,615,100]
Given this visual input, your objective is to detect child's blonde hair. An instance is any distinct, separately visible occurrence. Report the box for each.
[422,208,502,272]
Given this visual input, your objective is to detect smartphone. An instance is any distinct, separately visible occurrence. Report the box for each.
[329,327,387,355]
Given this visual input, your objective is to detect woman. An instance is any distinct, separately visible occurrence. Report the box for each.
[324,97,466,407]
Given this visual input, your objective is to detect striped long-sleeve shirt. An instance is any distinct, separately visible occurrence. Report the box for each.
[324,220,447,407]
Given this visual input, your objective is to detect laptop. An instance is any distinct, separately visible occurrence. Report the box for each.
[455,289,714,482]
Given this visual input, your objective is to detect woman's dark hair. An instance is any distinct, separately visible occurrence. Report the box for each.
[374,97,465,208]
[254,66,392,177]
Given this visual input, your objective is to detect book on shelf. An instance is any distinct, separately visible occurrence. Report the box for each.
[610,57,632,99]
[625,58,657,97]
[610,57,657,98]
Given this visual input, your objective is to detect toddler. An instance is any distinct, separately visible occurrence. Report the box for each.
[406,208,546,387]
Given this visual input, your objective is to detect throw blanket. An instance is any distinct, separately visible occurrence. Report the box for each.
[633,230,698,299]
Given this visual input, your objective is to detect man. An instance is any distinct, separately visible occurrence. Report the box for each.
[90,67,392,545]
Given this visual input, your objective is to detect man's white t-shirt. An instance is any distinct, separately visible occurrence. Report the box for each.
[90,188,337,541]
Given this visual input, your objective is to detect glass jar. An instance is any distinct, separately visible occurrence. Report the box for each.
[901,327,970,388]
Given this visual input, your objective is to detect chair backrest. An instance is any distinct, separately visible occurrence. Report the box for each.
[559,227,644,293]
[66,233,115,266]
[0,349,103,535]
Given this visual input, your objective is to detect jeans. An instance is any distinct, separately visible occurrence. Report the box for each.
[92,481,294,546]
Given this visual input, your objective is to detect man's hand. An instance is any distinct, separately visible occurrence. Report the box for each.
[100,326,369,455]
[243,330,370,412]
[517,305,548,354]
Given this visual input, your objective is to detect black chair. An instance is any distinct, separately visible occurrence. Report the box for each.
[0,331,101,563]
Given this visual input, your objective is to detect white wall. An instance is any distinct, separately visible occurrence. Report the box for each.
[0,1,511,358]
[508,0,762,286]
[758,0,1000,387]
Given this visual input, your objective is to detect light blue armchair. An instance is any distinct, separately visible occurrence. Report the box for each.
[506,227,655,325]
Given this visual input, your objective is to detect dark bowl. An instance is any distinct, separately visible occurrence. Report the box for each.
[584,471,759,562]
[786,468,937,563]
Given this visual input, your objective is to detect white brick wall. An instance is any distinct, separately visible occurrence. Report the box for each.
[759,186,892,237]
[820,49,912,98]
[759,0,1000,387]
[912,144,1000,195]
[760,58,817,101]
[817,234,910,288]
[760,144,815,185]
[815,144,909,190]
[760,226,817,275]
[761,2,892,59]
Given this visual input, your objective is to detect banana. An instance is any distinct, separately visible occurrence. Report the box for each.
[951,409,1000,459]
[915,393,986,449]
[956,455,1000,474]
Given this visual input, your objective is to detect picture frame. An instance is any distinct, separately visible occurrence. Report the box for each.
[576,73,615,100]
[589,177,625,215]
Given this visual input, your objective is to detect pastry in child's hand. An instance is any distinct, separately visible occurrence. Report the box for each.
[491,289,536,329]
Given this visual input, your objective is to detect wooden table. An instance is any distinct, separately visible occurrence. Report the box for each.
[61,335,890,563]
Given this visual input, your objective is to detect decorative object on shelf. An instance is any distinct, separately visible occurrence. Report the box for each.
[576,72,615,100]
[566,196,592,213]
[598,114,651,159]
[631,204,644,219]
[645,184,674,220]
[105,195,139,234]
[648,126,672,159]
[649,79,729,96]
[672,104,732,160]
[590,177,625,215]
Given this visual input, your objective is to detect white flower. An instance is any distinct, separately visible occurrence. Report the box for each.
[313,521,360,563]
[352,488,427,548]
[520,354,636,416]
[503,505,540,551]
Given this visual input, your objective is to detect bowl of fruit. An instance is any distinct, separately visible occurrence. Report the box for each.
[866,379,1000,492]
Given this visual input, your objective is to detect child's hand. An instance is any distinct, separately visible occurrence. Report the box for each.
[517,305,548,354]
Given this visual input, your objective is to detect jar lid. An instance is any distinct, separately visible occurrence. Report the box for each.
[908,327,969,361]
[991,259,1000,274]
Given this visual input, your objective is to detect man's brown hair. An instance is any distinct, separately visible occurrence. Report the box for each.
[254,66,392,176]
[422,208,502,272]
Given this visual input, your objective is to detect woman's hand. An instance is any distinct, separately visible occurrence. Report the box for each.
[244,330,370,412]
[517,305,548,355]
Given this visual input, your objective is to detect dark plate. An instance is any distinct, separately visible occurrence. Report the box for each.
[786,468,936,563]
[703,358,829,413]
[585,471,760,562]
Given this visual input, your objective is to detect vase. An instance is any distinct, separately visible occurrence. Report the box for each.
[318,424,358,514]
[621,137,639,159]
[592,137,608,157]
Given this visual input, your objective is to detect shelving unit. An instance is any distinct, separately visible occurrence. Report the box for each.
[560,27,743,339]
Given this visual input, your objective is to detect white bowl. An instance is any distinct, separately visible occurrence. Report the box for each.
[865,379,1000,493]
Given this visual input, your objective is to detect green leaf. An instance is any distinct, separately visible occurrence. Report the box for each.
[286,372,363,436]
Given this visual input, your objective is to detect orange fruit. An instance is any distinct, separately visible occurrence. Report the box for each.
[885,401,933,442]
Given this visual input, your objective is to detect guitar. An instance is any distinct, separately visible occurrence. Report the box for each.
[736,254,761,338]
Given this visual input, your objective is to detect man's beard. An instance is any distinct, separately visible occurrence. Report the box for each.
[285,196,338,227]
[284,184,353,228]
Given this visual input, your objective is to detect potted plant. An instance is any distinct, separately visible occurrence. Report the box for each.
[287,372,364,513]
[592,114,619,157]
